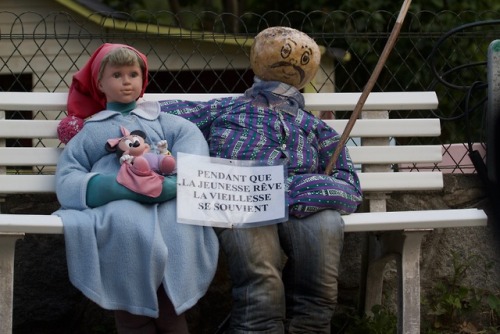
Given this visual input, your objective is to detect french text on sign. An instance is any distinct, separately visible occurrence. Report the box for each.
[176,152,288,228]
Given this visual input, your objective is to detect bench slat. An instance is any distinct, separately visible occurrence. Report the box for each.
[348,146,442,164]
[342,209,488,232]
[0,119,441,138]
[0,146,442,166]
[0,208,486,235]
[325,119,441,137]
[0,147,62,165]
[0,175,56,193]
[303,91,439,111]
[0,172,444,194]
[0,120,60,138]
[0,214,64,234]
[360,172,443,191]
[0,91,438,111]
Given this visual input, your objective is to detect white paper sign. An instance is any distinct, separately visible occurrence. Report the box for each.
[176,152,288,228]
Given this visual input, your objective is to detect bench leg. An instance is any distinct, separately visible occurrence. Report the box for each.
[0,233,24,334]
[364,229,431,334]
[365,251,397,313]
[398,230,429,334]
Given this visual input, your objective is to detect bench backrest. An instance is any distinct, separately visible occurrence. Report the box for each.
[0,91,441,196]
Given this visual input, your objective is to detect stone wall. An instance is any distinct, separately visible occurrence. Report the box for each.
[3,174,497,333]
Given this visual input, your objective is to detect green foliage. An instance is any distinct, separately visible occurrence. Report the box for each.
[102,0,146,12]
[487,294,500,317]
[102,0,500,17]
[92,1,498,144]
[338,251,500,334]
[342,305,397,334]
[336,0,500,13]
[422,252,500,333]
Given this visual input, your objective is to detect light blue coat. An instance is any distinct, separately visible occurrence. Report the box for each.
[53,101,219,317]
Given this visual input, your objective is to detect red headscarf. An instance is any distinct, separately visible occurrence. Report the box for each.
[57,43,149,144]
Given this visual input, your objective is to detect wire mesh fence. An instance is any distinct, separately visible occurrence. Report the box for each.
[1,9,499,174]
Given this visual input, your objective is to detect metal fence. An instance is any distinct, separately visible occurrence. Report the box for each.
[1,9,499,173]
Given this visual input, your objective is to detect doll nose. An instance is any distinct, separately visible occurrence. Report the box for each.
[132,141,140,148]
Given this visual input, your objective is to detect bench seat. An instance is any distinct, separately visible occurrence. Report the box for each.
[0,91,488,334]
[0,208,487,235]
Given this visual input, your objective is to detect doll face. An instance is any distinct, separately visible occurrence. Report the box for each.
[98,62,144,104]
[250,27,321,89]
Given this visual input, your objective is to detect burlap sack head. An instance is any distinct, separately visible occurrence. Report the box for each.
[250,27,321,89]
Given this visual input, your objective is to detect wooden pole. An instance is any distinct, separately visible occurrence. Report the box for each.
[324,0,413,175]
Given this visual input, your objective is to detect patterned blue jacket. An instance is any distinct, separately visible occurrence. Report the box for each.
[160,79,363,217]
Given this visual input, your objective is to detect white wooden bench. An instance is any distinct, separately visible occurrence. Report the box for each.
[0,91,488,334]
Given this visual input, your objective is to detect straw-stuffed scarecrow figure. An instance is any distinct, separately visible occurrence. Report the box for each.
[159,26,362,333]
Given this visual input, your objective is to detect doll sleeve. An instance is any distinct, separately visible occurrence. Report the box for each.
[56,124,177,209]
[86,174,177,208]
[55,133,97,210]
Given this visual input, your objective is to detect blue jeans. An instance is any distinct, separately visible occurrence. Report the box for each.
[217,210,344,334]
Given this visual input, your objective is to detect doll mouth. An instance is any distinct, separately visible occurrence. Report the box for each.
[270,61,305,83]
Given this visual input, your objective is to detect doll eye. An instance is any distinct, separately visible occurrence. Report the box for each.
[281,43,292,59]
[124,139,134,147]
[301,51,311,65]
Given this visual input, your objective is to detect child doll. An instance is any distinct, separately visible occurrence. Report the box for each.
[53,43,218,334]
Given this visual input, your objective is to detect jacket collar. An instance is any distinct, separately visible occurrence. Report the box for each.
[243,77,305,116]
[86,101,160,123]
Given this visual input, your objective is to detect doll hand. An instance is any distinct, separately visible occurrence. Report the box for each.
[120,154,134,164]
[156,140,170,154]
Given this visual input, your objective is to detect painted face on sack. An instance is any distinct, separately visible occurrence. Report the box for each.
[270,38,313,87]
[250,27,321,90]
